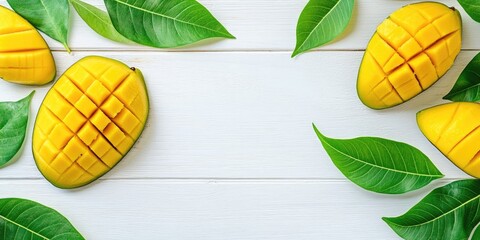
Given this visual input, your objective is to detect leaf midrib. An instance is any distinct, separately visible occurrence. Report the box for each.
[387,194,480,228]
[295,0,344,52]
[110,0,231,37]
[0,215,48,239]
[320,137,442,178]
[39,0,64,41]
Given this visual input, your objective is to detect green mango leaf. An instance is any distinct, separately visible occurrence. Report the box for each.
[444,52,480,102]
[70,0,132,44]
[384,179,480,240]
[292,0,354,57]
[458,0,480,22]
[7,0,70,52]
[0,91,34,167]
[0,198,85,239]
[313,124,443,194]
[103,0,235,48]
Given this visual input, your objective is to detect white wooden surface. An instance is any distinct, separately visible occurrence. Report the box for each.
[0,0,476,239]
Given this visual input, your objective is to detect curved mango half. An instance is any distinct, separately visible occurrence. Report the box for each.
[0,6,55,85]
[32,56,149,188]
[417,102,480,178]
[357,2,462,109]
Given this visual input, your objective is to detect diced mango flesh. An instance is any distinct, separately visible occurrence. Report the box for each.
[0,6,55,85]
[32,56,149,188]
[417,103,480,178]
[357,2,462,109]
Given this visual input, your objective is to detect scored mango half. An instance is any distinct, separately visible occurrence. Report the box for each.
[417,102,480,178]
[0,6,55,85]
[32,56,149,188]
[357,2,462,109]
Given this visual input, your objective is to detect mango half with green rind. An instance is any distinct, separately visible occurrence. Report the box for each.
[0,6,55,85]
[32,56,149,189]
[357,2,462,109]
[417,102,480,178]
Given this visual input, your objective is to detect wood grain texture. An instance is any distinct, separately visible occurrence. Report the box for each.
[0,51,473,180]
[0,179,449,240]
[0,0,477,51]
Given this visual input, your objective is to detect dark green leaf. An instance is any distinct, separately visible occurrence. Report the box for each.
[444,52,480,102]
[7,0,70,52]
[0,91,34,167]
[384,179,480,240]
[70,0,132,44]
[0,198,84,239]
[104,0,235,48]
[458,0,480,22]
[292,0,354,57]
[313,124,443,194]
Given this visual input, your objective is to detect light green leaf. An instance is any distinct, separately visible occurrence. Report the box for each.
[313,124,443,194]
[292,0,354,57]
[444,52,480,102]
[0,198,85,239]
[103,0,235,48]
[70,0,132,44]
[7,0,70,52]
[0,91,34,167]
[458,0,480,22]
[384,179,480,240]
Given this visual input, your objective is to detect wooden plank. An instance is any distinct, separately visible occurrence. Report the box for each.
[0,0,476,51]
[0,179,444,239]
[0,51,472,179]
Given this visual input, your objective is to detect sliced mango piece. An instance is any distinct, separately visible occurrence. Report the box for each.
[358,2,462,109]
[32,56,149,189]
[0,6,55,85]
[417,102,480,178]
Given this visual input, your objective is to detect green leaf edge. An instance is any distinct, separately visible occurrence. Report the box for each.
[6,0,71,52]
[0,197,85,239]
[69,0,133,44]
[312,123,444,194]
[313,123,444,178]
[381,179,480,239]
[0,90,35,168]
[104,0,236,48]
[292,0,354,58]
[443,52,480,102]
[457,0,480,23]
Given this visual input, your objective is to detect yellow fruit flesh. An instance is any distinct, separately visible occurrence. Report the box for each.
[0,6,55,85]
[417,102,480,178]
[32,56,149,188]
[358,2,462,109]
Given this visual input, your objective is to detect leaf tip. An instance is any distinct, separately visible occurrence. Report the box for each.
[291,49,301,58]
[225,32,236,39]
[24,90,35,102]
[442,95,452,101]
[381,216,394,225]
[312,123,325,140]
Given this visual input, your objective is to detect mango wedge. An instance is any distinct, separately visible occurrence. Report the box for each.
[417,102,480,178]
[0,6,55,85]
[358,2,462,109]
[32,56,149,188]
